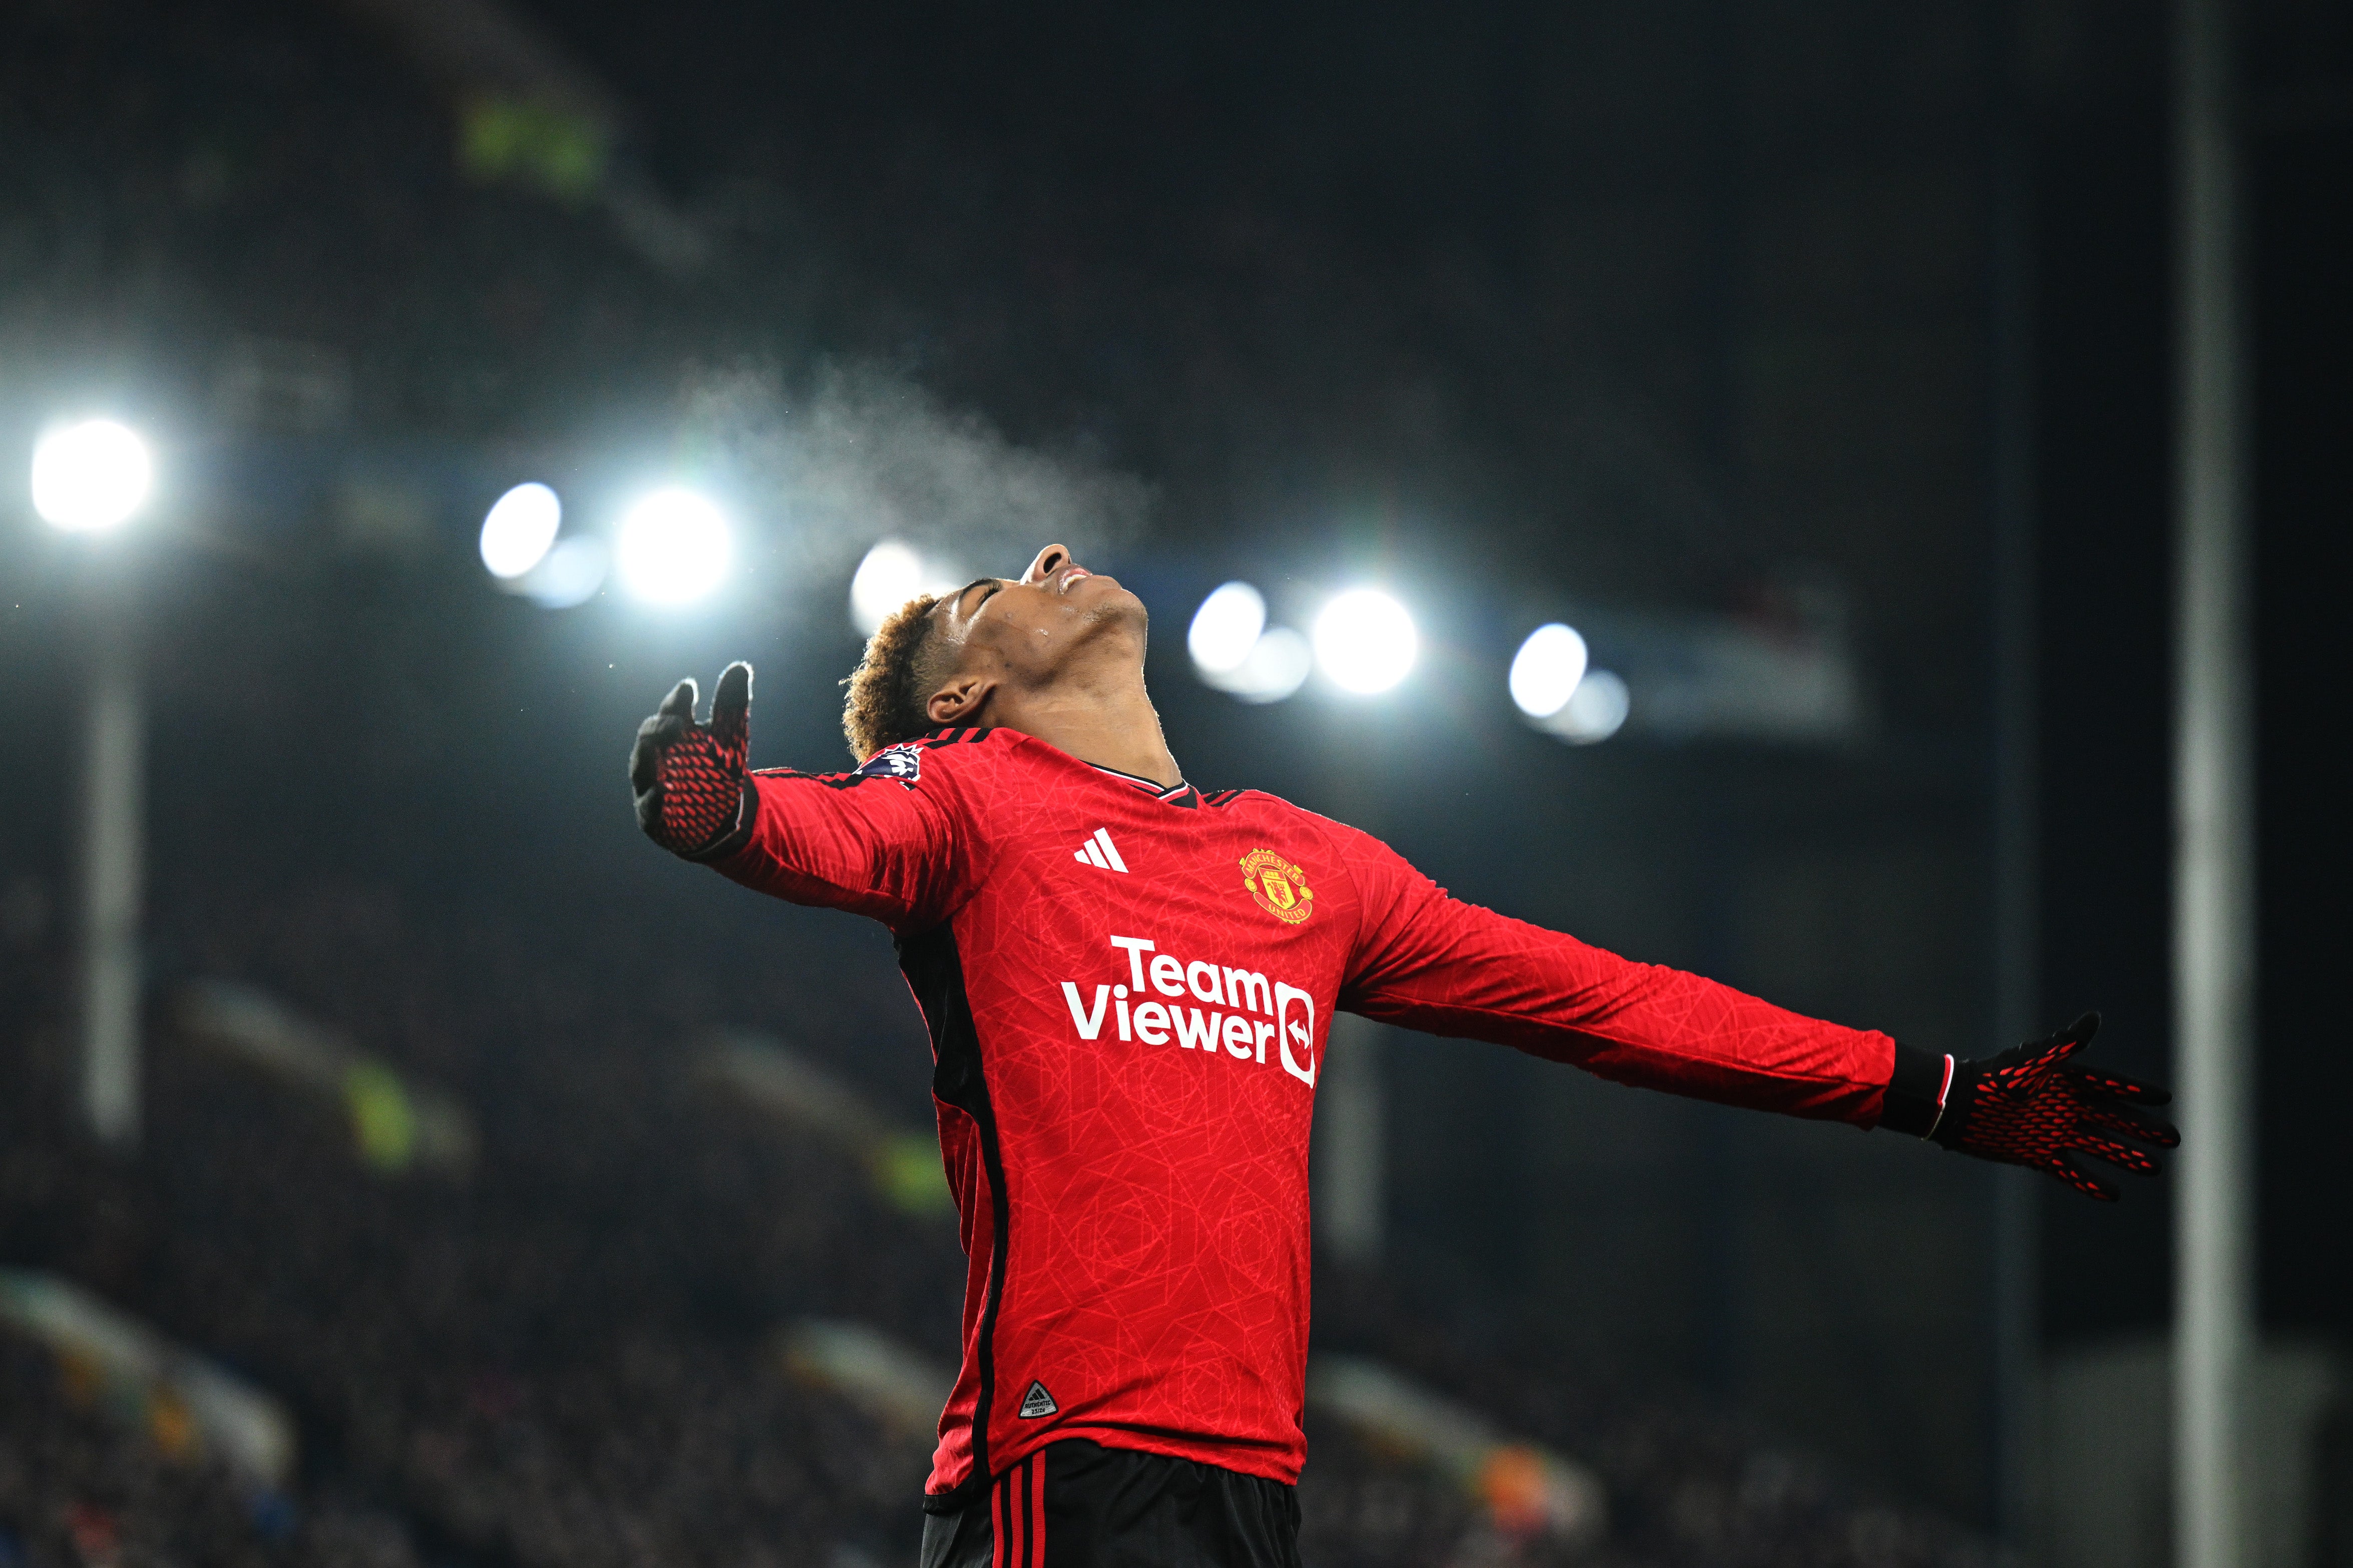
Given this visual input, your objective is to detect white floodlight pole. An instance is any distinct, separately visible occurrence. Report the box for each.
[1313,726,1386,1266]
[2173,0,2254,1560]
[32,419,152,1151]
[1317,1013,1386,1265]
[78,608,145,1149]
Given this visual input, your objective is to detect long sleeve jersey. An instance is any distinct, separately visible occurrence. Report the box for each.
[706,725,1900,1504]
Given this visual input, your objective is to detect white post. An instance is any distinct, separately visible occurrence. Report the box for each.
[79,620,144,1150]
[1317,1013,1386,1265]
[2172,0,2254,1559]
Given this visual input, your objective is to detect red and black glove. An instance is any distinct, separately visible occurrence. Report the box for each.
[1880,1013,2178,1201]
[629,662,756,860]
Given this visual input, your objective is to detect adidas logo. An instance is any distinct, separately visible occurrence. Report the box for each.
[1017,1380,1058,1418]
[1072,828,1128,873]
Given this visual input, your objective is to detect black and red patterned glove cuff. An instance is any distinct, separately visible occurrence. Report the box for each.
[678,777,757,862]
[1913,1013,2179,1201]
[1878,1042,1954,1138]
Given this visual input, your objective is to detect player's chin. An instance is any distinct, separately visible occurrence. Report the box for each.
[1064,569,1126,600]
[1072,574,1146,619]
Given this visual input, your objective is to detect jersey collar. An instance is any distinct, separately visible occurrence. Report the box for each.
[1090,761,1199,809]
[913,727,1202,808]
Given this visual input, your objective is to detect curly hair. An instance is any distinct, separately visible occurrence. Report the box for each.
[842,594,951,762]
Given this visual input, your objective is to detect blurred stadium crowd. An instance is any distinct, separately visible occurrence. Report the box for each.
[2,879,1999,1568]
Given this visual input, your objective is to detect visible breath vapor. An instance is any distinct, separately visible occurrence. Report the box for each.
[679,363,1153,592]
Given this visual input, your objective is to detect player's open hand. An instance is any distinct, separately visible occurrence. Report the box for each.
[629,662,753,859]
[1932,1012,2179,1200]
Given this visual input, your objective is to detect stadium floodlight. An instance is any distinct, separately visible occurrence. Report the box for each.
[31,420,152,534]
[1190,579,1308,704]
[1509,624,1589,720]
[1219,626,1313,704]
[519,538,609,609]
[1188,582,1268,677]
[615,487,731,606]
[1312,589,1417,695]
[850,540,962,635]
[479,482,563,579]
[1549,669,1630,744]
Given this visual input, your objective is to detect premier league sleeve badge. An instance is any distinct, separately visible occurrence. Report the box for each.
[855,743,924,784]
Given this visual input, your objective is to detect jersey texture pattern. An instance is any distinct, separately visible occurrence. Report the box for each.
[708,728,1897,1501]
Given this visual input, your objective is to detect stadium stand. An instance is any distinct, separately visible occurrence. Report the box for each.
[0,1268,294,1492]
[0,1319,414,1568]
[175,983,475,1179]
[703,1032,952,1220]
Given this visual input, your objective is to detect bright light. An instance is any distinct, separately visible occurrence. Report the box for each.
[615,487,731,605]
[1551,669,1630,743]
[1191,582,1307,704]
[1509,623,1589,719]
[850,540,962,634]
[479,482,562,579]
[519,537,609,608]
[1312,589,1418,695]
[31,420,152,533]
[1220,626,1313,704]
[1188,582,1267,675]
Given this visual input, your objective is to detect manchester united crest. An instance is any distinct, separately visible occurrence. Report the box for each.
[1239,847,1315,925]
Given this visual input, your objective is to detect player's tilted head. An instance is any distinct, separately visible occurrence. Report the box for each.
[841,542,1150,762]
[843,592,952,761]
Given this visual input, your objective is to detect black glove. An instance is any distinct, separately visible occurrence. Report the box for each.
[1881,1013,2179,1201]
[629,662,755,860]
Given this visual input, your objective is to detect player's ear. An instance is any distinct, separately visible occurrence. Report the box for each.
[926,672,994,726]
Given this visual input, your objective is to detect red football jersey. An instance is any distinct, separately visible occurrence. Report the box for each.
[709,727,1897,1501]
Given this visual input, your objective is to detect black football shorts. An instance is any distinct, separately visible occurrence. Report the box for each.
[919,1440,1303,1568]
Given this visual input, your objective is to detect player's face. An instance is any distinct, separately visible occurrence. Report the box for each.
[933,543,1147,689]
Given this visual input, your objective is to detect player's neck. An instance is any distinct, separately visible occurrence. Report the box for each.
[989,668,1183,788]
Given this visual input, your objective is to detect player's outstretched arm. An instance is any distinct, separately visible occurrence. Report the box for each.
[629,661,755,861]
[1329,821,2175,1200]
[1879,1012,2178,1201]
[626,665,965,928]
